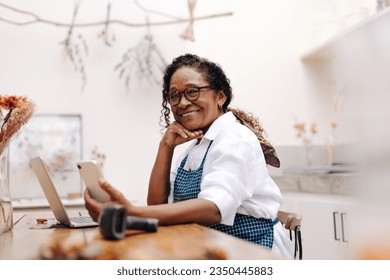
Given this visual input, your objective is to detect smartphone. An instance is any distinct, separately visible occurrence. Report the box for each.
[77,160,110,202]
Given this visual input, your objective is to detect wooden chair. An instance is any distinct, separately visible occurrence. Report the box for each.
[278,210,303,260]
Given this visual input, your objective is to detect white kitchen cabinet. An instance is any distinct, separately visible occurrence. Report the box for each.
[302,6,390,62]
[281,192,357,260]
[286,7,390,260]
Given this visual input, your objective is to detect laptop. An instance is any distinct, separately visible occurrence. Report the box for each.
[29,156,99,228]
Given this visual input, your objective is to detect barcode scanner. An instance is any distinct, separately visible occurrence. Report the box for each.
[98,204,159,240]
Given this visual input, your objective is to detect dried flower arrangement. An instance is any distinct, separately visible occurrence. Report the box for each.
[293,117,318,166]
[0,95,35,227]
[0,95,36,155]
[293,119,318,146]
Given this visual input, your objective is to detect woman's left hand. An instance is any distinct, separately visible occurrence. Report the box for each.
[84,178,132,221]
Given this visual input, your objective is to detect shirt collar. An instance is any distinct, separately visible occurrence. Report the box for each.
[203,111,235,141]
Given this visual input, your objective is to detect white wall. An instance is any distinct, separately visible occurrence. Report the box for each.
[1,0,361,203]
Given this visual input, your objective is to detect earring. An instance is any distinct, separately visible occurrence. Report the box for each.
[218,104,222,110]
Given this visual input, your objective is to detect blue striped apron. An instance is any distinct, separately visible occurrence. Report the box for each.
[173,141,277,249]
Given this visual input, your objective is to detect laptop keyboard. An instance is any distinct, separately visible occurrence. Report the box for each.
[70,216,95,224]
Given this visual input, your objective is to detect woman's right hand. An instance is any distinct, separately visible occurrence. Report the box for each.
[162,121,203,148]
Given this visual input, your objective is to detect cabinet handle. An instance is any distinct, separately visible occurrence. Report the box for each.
[341,212,348,243]
[333,211,340,241]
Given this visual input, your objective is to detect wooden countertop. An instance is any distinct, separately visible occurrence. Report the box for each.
[0,210,280,260]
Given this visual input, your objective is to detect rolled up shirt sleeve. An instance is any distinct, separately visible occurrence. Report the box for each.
[198,136,258,225]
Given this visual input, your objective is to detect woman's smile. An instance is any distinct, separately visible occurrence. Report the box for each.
[180,109,201,118]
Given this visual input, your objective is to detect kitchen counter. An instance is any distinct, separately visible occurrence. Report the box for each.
[272,173,357,195]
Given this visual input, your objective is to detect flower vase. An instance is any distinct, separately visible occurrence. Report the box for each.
[0,147,13,234]
[304,143,314,167]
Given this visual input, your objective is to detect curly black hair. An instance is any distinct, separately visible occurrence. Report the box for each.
[160,53,233,129]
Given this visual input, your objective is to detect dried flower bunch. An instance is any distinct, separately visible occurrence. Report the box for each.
[0,95,35,228]
[60,2,88,91]
[293,118,318,166]
[114,32,167,93]
[0,95,36,155]
[293,119,318,145]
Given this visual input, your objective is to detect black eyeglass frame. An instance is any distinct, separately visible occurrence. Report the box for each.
[168,86,213,106]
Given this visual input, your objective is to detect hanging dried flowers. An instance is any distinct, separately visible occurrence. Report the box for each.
[0,1,232,92]
[114,30,167,93]
[60,2,88,91]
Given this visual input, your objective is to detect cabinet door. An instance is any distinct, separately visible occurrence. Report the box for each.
[300,199,351,259]
[282,192,354,259]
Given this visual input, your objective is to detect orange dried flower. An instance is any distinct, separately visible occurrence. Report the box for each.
[0,94,35,152]
[0,95,27,110]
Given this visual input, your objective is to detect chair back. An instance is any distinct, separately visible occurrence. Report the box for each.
[278,210,303,260]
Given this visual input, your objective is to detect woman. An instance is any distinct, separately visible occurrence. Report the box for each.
[85,53,293,258]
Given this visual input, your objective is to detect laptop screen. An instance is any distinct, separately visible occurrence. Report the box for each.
[29,156,72,226]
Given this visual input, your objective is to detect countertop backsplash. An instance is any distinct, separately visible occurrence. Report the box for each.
[272,173,356,195]
[269,144,358,195]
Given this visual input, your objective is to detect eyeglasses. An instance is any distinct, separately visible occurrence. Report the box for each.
[168,86,213,106]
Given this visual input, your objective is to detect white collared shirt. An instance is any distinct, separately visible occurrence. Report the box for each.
[169,111,283,226]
